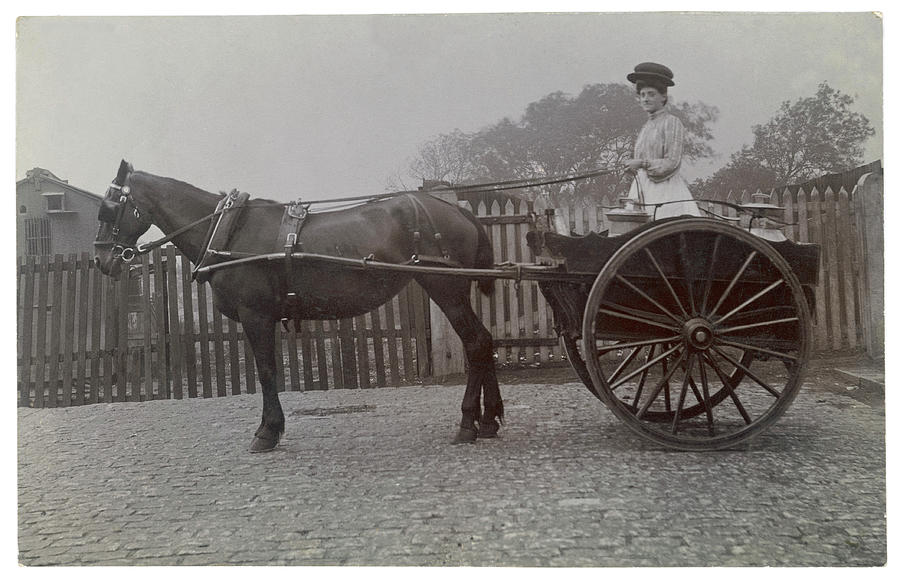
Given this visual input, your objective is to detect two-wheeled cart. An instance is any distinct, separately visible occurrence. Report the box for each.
[197,193,819,451]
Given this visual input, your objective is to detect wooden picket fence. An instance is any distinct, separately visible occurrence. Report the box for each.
[699,172,883,356]
[466,197,561,368]
[528,171,882,356]
[17,246,431,408]
[16,170,883,407]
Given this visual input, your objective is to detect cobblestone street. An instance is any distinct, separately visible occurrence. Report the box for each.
[18,362,885,566]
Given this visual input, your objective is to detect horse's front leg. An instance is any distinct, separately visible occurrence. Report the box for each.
[240,311,285,453]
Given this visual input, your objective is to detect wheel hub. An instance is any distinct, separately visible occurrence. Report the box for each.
[682,318,714,351]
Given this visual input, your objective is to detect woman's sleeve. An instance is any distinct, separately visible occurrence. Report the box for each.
[645,116,684,182]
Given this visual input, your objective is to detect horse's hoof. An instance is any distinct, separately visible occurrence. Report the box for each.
[452,426,478,444]
[478,423,499,439]
[249,435,279,453]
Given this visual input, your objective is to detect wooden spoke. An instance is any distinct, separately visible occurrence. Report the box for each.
[636,350,687,419]
[643,248,689,318]
[711,345,781,398]
[662,353,672,412]
[697,356,715,435]
[715,305,799,326]
[608,345,646,386]
[699,234,722,316]
[610,343,682,391]
[709,250,758,318]
[702,352,753,425]
[686,375,706,414]
[715,279,785,326]
[671,354,697,434]
[630,345,656,413]
[679,233,697,316]
[593,336,680,354]
[715,338,799,362]
[614,274,683,324]
[717,317,799,335]
[596,307,680,333]
[601,301,677,327]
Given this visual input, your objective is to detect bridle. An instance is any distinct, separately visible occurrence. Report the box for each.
[94,182,152,263]
[94,178,235,264]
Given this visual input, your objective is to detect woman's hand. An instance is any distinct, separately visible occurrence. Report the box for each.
[623,159,647,173]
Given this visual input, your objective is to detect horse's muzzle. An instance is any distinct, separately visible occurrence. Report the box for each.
[94,252,123,280]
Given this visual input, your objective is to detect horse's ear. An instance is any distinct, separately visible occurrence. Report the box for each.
[115,160,133,185]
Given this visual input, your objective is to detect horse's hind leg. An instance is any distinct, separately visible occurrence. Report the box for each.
[240,310,285,453]
[416,276,502,443]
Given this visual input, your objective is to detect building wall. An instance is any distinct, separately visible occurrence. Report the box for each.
[17,169,103,257]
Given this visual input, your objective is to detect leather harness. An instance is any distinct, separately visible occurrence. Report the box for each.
[277,199,312,316]
[192,191,462,323]
[193,189,251,283]
[405,193,460,269]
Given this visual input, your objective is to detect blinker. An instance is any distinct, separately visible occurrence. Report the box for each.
[98,199,123,223]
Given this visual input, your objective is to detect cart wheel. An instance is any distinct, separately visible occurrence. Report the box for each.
[564,334,753,417]
[582,218,811,451]
[561,334,603,400]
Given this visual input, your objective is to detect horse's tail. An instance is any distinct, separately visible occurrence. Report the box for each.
[459,206,495,296]
[475,225,495,296]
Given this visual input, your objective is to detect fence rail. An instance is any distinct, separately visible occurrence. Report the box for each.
[17,170,883,408]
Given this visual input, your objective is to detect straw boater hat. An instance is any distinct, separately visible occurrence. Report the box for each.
[627,62,675,87]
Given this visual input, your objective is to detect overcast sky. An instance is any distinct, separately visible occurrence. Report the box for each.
[16,12,882,202]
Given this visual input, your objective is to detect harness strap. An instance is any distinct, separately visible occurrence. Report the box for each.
[406,194,459,267]
[192,190,251,283]
[277,199,311,318]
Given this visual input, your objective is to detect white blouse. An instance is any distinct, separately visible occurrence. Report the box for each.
[628,107,701,219]
[634,108,685,183]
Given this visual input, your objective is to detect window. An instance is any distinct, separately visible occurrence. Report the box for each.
[19,205,26,214]
[43,192,65,212]
[24,217,51,256]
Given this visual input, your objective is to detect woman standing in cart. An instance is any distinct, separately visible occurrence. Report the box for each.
[622,62,702,219]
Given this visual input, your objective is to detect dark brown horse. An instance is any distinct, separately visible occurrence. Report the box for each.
[94,160,502,452]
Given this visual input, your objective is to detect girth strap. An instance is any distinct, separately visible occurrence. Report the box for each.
[277,199,311,317]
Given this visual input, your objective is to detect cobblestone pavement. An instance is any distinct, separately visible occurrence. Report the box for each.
[18,363,885,566]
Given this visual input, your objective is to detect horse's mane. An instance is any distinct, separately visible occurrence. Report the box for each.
[132,171,220,200]
[130,171,284,207]
[244,197,284,206]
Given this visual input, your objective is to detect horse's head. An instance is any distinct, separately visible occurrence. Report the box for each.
[93,160,153,279]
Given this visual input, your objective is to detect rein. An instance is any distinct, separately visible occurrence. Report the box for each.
[132,212,225,259]
[289,165,623,207]
[98,165,623,263]
[450,166,621,195]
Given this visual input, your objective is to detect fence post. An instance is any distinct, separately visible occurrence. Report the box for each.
[18,256,35,407]
[854,172,884,359]
[428,188,466,378]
